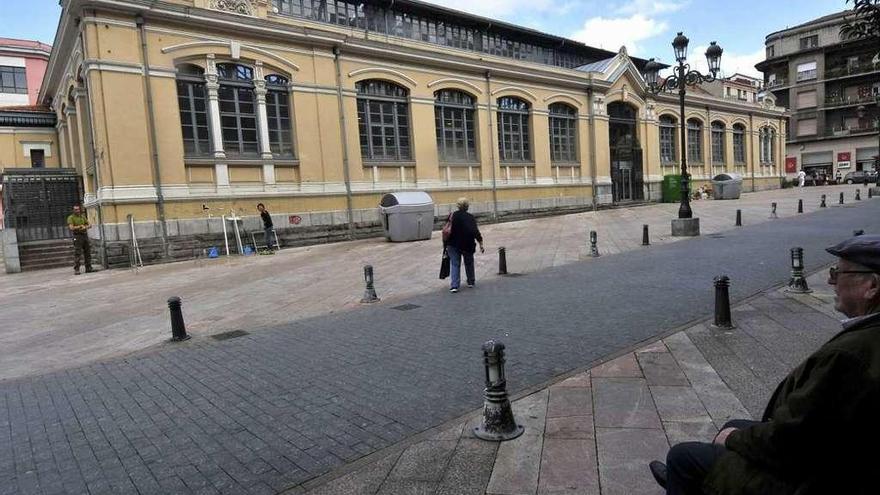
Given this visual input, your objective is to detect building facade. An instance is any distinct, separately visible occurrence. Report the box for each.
[0,38,52,107]
[32,0,786,266]
[704,73,763,104]
[757,10,880,181]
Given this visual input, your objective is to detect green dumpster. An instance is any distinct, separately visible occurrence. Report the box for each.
[662,174,683,203]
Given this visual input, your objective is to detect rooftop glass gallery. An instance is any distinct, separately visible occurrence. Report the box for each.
[274,0,593,69]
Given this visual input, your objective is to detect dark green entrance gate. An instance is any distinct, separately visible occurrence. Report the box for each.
[608,102,644,203]
[2,169,84,242]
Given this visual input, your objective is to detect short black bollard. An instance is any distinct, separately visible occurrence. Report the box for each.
[856,189,861,201]
[770,202,778,219]
[786,247,812,294]
[854,229,865,236]
[473,340,524,441]
[839,192,844,205]
[168,297,191,342]
[735,209,742,227]
[797,199,803,213]
[498,247,508,275]
[820,194,826,208]
[360,265,380,303]
[589,230,600,257]
[711,275,734,330]
[642,224,650,246]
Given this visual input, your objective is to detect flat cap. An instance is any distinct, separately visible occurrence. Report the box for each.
[826,234,880,272]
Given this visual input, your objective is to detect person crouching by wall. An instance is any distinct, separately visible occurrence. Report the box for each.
[445,197,484,293]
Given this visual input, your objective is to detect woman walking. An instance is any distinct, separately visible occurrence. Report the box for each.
[445,198,484,293]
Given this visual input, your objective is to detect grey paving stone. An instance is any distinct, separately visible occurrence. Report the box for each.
[649,386,712,423]
[635,341,668,354]
[547,387,592,418]
[662,420,719,445]
[590,355,643,378]
[596,427,668,495]
[592,378,661,429]
[510,390,549,436]
[436,439,497,495]
[636,352,689,386]
[376,480,438,495]
[544,417,594,440]
[553,373,591,388]
[537,438,599,495]
[304,452,399,495]
[386,440,458,482]
[485,431,543,495]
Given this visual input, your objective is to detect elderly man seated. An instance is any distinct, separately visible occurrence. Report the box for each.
[649,234,880,494]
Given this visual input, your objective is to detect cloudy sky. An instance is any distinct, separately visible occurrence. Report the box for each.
[4,0,845,77]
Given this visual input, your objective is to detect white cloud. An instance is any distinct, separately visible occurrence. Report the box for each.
[570,14,668,55]
[677,45,765,79]
[615,0,689,16]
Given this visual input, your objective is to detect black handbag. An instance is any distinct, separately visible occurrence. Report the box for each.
[439,248,450,279]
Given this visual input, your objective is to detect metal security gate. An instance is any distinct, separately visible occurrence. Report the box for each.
[2,169,83,242]
[608,102,644,203]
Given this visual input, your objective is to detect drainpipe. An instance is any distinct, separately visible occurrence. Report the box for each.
[586,83,598,211]
[333,45,355,239]
[78,25,108,268]
[485,71,498,220]
[136,15,169,256]
[749,112,755,192]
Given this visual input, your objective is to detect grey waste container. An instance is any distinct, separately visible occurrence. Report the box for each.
[378,191,434,242]
[712,173,743,200]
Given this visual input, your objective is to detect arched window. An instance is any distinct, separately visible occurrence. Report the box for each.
[497,96,531,162]
[548,103,577,163]
[175,64,210,156]
[732,124,746,164]
[356,80,411,161]
[659,115,677,164]
[265,74,294,157]
[434,89,476,162]
[711,121,725,165]
[687,118,703,164]
[760,126,775,165]
[217,63,258,156]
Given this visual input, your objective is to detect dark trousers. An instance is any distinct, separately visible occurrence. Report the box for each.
[666,419,760,495]
[263,226,275,249]
[446,246,475,288]
[73,234,92,271]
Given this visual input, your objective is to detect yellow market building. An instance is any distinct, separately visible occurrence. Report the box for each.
[24,0,786,266]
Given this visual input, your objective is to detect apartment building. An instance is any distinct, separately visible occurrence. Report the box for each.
[0,38,52,107]
[757,10,880,180]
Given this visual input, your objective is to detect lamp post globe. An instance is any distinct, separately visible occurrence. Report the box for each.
[672,32,689,62]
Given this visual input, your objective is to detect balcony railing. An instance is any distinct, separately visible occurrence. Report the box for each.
[825,63,880,79]
[824,94,880,107]
[766,78,788,88]
[826,122,880,137]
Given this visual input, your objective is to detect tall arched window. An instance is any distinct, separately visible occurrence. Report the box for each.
[265,74,294,157]
[711,121,725,165]
[732,124,746,165]
[659,115,677,164]
[356,80,411,161]
[687,119,703,164]
[434,89,476,162]
[175,64,210,156]
[760,126,775,164]
[217,63,258,156]
[497,96,531,162]
[549,103,577,163]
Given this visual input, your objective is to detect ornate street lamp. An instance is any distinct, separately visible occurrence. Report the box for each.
[643,33,723,236]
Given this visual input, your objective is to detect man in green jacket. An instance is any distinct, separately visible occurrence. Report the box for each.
[649,234,880,494]
[67,204,93,275]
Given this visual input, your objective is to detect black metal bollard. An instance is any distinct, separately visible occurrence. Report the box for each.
[168,297,190,342]
[786,247,812,294]
[360,265,380,303]
[820,194,826,208]
[856,189,861,201]
[498,247,508,275]
[770,202,778,219]
[797,199,803,213]
[589,231,600,257]
[473,340,524,442]
[642,224,650,246]
[735,209,742,227]
[712,276,734,330]
[854,229,865,236]
[839,192,844,205]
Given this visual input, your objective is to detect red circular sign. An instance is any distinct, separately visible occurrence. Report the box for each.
[289,215,302,225]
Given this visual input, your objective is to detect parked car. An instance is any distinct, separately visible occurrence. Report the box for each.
[842,170,878,184]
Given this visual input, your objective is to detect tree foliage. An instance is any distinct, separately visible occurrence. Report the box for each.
[840,0,880,41]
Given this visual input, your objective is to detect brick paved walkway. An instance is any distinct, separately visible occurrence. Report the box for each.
[300,270,841,495]
[0,184,868,382]
[1,196,876,494]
